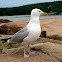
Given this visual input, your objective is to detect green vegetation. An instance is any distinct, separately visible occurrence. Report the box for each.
[0,1,62,16]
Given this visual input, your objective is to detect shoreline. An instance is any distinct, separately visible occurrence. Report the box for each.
[0,15,30,18]
[0,15,62,18]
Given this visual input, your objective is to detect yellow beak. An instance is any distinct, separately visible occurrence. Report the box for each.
[42,12,48,16]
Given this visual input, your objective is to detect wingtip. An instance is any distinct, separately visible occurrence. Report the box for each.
[0,39,7,43]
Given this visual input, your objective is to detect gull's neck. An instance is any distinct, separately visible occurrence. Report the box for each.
[27,15,40,27]
[31,15,39,22]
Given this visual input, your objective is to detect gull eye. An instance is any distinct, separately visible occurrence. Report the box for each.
[39,11,41,12]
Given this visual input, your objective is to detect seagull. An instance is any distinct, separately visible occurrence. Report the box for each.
[1,8,48,58]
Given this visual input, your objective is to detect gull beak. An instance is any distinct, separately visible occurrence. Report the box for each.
[42,12,48,16]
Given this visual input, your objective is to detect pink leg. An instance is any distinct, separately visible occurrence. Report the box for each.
[24,45,29,58]
[28,45,36,55]
[29,51,36,55]
[24,54,29,58]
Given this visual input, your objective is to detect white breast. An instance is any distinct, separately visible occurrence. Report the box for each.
[23,23,41,45]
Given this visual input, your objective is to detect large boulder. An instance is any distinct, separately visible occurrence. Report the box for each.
[0,24,21,34]
[0,20,29,34]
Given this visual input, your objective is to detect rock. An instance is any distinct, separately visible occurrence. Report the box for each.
[40,42,62,61]
[40,42,62,53]
[2,42,62,61]
[0,35,62,62]
[0,36,62,50]
[0,20,28,34]
[0,52,60,62]
[0,18,62,39]
[2,40,62,54]
[0,49,2,53]
[0,24,21,34]
[0,19,11,23]
[41,31,46,38]
[47,35,62,41]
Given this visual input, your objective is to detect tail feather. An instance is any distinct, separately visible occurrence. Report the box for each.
[1,39,8,43]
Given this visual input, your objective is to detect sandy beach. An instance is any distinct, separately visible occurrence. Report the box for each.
[0,15,30,18]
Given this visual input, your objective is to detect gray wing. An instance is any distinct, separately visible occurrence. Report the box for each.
[9,27,29,43]
[15,27,28,35]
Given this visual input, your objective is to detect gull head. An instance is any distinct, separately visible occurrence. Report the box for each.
[31,8,48,16]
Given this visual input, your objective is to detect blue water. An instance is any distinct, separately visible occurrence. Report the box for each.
[0,15,62,21]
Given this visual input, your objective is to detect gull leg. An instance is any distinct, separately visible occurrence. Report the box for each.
[24,45,29,58]
[28,44,36,55]
[29,51,36,55]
